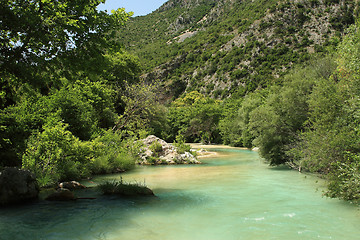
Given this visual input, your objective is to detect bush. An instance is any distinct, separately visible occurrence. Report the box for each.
[326,153,360,202]
[22,125,140,186]
[90,130,139,174]
[173,135,191,154]
[22,121,93,187]
[149,140,163,155]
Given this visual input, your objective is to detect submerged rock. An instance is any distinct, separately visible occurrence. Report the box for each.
[0,167,39,206]
[45,188,75,201]
[138,135,200,165]
[59,181,86,190]
[110,185,154,197]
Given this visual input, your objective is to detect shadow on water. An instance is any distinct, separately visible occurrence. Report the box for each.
[268,164,293,171]
[0,186,209,240]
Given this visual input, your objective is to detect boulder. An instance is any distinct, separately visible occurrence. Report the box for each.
[252,147,260,152]
[138,135,200,165]
[177,152,198,163]
[45,188,75,201]
[59,181,86,190]
[0,167,39,206]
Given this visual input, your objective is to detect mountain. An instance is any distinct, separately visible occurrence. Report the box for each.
[118,0,357,100]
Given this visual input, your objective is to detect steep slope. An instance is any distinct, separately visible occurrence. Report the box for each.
[118,0,358,100]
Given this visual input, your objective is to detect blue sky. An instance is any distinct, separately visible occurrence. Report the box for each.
[97,0,169,17]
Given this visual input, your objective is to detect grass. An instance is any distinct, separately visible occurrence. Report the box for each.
[97,178,154,196]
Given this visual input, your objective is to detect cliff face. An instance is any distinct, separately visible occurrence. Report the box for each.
[119,0,358,100]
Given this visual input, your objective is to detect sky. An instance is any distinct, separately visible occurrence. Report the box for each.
[97,0,169,17]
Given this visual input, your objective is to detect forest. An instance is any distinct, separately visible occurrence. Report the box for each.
[1,0,360,203]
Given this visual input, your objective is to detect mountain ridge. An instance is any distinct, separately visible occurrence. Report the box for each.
[118,0,357,100]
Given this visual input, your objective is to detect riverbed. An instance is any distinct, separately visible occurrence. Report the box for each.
[1,146,359,239]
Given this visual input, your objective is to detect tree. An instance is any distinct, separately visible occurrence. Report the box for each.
[0,1,138,168]
[112,80,163,136]
[249,64,320,165]
[0,0,132,107]
[167,91,223,143]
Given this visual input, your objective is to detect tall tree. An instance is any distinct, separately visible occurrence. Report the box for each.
[0,0,132,107]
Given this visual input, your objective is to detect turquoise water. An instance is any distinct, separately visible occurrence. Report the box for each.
[1,147,359,240]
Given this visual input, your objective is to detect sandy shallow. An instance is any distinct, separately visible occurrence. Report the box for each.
[190,143,249,158]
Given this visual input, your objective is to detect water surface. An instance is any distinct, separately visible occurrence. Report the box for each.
[1,147,359,240]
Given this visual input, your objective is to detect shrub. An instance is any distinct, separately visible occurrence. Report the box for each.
[22,121,93,187]
[173,135,191,154]
[326,153,360,202]
[149,140,163,155]
[90,130,139,174]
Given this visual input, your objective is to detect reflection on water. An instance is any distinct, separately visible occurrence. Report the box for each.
[1,146,359,240]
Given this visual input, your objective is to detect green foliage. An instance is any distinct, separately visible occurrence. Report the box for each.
[326,153,360,202]
[114,0,355,99]
[113,80,162,135]
[280,22,360,201]
[166,91,224,143]
[219,92,263,147]
[22,121,93,186]
[0,0,138,169]
[90,130,139,175]
[104,51,141,86]
[149,141,163,156]
[173,135,191,154]
[0,78,118,167]
[0,1,132,102]
[22,126,140,187]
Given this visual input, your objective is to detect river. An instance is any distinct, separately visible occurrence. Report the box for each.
[1,146,359,240]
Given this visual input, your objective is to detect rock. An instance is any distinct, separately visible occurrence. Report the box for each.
[45,188,75,201]
[116,186,155,197]
[138,135,200,165]
[59,181,86,190]
[177,152,198,163]
[0,167,39,206]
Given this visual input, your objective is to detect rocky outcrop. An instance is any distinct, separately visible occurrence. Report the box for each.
[138,135,200,165]
[0,168,39,206]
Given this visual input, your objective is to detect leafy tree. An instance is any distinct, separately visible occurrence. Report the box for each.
[249,63,322,165]
[0,1,141,169]
[112,80,163,136]
[290,21,360,201]
[0,0,131,77]
[219,92,265,147]
[167,91,223,143]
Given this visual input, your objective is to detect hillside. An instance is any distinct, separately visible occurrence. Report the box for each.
[118,0,357,100]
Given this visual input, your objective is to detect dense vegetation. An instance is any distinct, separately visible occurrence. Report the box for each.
[0,1,157,186]
[1,0,360,203]
[219,21,360,202]
[160,20,360,202]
